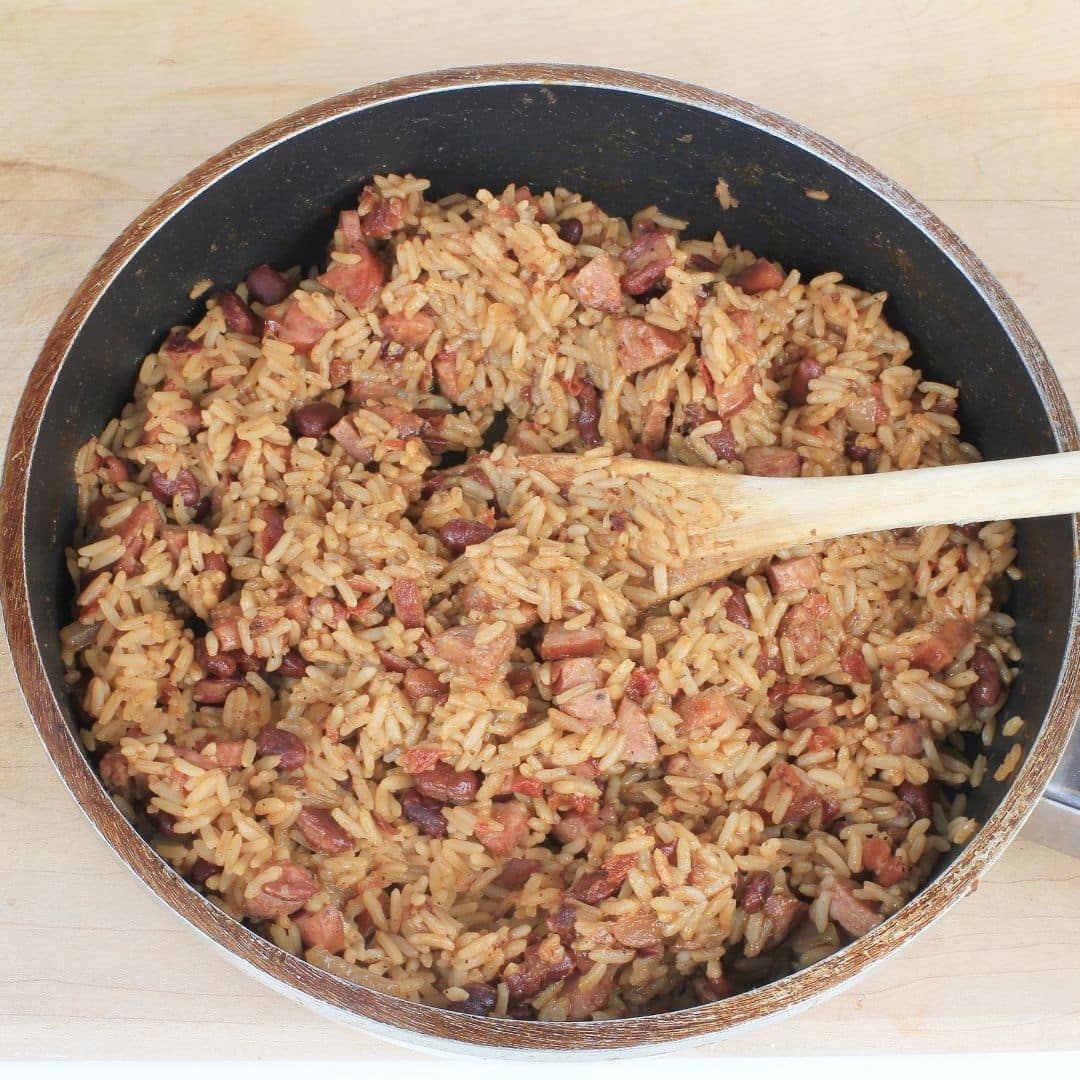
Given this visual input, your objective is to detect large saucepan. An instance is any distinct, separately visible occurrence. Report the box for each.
[1,65,1077,1056]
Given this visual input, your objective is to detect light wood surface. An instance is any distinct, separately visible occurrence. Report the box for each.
[2,0,1079,1059]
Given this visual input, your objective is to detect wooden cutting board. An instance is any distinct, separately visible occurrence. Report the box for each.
[1,0,1078,1059]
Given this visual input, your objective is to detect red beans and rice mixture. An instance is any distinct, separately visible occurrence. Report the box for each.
[63,176,1020,1019]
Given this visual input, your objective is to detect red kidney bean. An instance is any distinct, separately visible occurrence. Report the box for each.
[253,504,285,560]
[146,809,180,837]
[557,218,584,245]
[687,253,720,272]
[438,518,495,553]
[789,356,825,407]
[968,647,1003,706]
[398,788,448,837]
[575,378,602,448]
[291,401,348,438]
[296,807,355,854]
[189,857,217,888]
[216,290,259,335]
[450,983,498,1017]
[414,761,481,804]
[233,651,261,673]
[844,431,872,463]
[402,666,448,703]
[255,726,307,771]
[740,870,774,914]
[725,584,752,628]
[163,329,199,356]
[193,677,242,704]
[378,648,414,674]
[195,637,238,679]
[149,467,200,507]
[897,780,933,820]
[278,650,308,679]
[243,861,318,919]
[245,264,291,306]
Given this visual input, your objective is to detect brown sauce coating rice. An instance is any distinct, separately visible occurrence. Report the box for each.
[61,175,1020,1020]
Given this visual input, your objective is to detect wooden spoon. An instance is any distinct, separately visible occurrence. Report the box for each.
[516,451,1080,600]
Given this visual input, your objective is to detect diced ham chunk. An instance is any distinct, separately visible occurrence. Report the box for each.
[293,905,346,953]
[611,910,662,950]
[551,658,602,695]
[861,837,908,887]
[742,445,802,477]
[264,300,344,355]
[434,623,516,681]
[779,594,829,662]
[328,414,372,463]
[712,375,757,419]
[615,318,682,374]
[561,688,615,728]
[876,721,925,757]
[754,892,808,954]
[360,192,406,238]
[565,969,615,1020]
[625,666,661,702]
[433,351,462,403]
[767,555,820,594]
[910,617,973,673]
[474,801,530,856]
[641,394,672,450]
[736,257,785,295]
[336,209,365,253]
[573,252,623,313]
[552,810,601,845]
[380,310,435,347]
[825,874,884,937]
[616,698,659,763]
[243,861,319,920]
[105,500,160,576]
[539,622,605,660]
[727,307,757,346]
[99,747,132,797]
[675,687,738,731]
[840,646,872,684]
[317,247,385,309]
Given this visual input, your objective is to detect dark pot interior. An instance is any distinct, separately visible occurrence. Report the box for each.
[14,72,1076,1021]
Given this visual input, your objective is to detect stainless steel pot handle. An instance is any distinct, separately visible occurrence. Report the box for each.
[1023,726,1080,855]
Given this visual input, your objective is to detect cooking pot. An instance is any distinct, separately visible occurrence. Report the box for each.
[2,65,1077,1056]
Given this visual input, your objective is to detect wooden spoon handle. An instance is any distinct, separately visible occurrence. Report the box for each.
[766,450,1080,540]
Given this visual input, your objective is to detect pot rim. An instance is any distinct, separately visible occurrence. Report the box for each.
[2,63,1078,1056]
